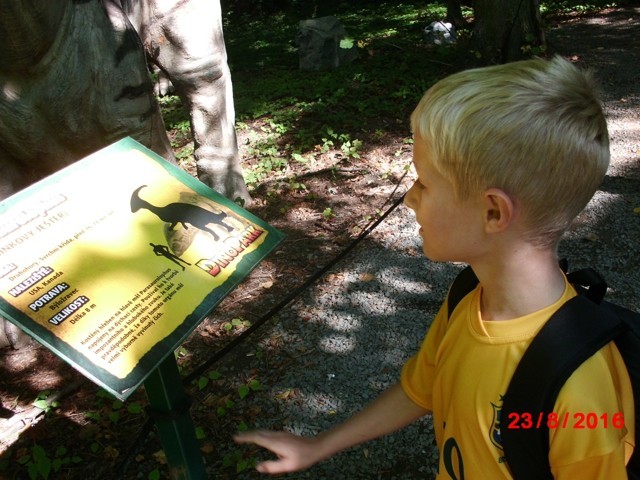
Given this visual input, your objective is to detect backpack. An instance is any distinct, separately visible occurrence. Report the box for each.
[446,263,640,480]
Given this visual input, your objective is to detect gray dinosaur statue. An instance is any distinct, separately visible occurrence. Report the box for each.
[119,0,248,202]
[0,0,248,348]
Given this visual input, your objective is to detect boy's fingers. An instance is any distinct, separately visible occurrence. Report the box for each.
[233,432,254,444]
[235,430,314,474]
[233,430,278,447]
[255,459,295,475]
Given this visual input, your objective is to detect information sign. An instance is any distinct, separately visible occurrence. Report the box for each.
[0,138,284,400]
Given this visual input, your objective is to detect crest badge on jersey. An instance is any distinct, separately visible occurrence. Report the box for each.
[490,399,504,450]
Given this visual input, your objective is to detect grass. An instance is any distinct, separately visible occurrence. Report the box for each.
[164,0,634,191]
[217,1,470,190]
[216,0,632,190]
[227,2,451,131]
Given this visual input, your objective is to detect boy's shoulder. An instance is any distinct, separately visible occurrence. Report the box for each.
[446,263,639,480]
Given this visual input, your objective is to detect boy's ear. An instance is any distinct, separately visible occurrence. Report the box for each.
[483,188,515,233]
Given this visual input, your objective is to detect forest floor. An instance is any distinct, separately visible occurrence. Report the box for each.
[1,4,639,479]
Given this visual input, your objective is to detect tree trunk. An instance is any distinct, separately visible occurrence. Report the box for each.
[473,0,544,64]
[446,0,467,29]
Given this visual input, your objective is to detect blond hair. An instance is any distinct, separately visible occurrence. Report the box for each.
[411,56,610,248]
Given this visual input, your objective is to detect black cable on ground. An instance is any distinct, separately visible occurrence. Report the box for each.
[183,191,406,385]
[119,184,408,478]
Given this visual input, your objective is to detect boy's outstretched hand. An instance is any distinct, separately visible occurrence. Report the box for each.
[234,384,429,475]
[234,430,324,474]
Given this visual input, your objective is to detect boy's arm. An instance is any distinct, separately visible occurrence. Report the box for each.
[234,382,430,475]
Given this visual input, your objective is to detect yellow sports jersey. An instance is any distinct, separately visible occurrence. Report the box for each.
[401,276,635,479]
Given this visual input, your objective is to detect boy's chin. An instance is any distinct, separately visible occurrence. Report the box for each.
[421,244,453,263]
[421,245,439,261]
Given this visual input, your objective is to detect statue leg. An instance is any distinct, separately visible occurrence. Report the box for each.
[127,0,250,203]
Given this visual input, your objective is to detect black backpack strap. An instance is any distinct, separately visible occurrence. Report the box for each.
[501,296,628,480]
[444,264,607,318]
[446,266,478,319]
[565,267,607,304]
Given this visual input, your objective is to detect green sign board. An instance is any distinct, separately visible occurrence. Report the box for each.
[0,138,284,400]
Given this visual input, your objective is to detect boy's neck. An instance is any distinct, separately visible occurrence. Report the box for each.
[471,246,565,321]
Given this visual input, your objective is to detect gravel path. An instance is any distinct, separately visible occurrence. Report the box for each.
[223,6,640,479]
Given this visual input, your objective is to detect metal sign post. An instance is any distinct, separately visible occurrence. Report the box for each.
[144,354,206,479]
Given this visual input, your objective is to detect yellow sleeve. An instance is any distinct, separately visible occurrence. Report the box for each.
[400,302,448,410]
[552,440,628,480]
[549,343,634,478]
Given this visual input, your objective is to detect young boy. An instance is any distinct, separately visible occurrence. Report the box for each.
[235,56,635,478]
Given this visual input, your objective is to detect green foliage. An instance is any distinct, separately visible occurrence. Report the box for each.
[223,317,251,332]
[195,426,207,440]
[32,390,59,414]
[521,33,547,56]
[156,2,476,194]
[193,373,264,473]
[340,38,354,49]
[162,1,631,194]
[322,207,335,220]
[158,96,189,133]
[320,127,363,159]
[148,468,162,480]
[83,389,143,425]
[195,370,223,391]
[17,444,82,480]
[222,449,256,473]
[222,1,455,191]
[238,379,262,399]
[288,177,307,193]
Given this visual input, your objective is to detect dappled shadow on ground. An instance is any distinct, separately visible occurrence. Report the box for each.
[560,159,640,308]
[547,6,640,91]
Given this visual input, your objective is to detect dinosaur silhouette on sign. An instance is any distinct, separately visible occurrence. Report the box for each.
[130,185,234,241]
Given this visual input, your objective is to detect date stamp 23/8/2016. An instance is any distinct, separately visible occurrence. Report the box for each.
[506,412,625,430]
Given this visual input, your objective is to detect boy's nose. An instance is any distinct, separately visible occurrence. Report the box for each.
[404,181,419,210]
